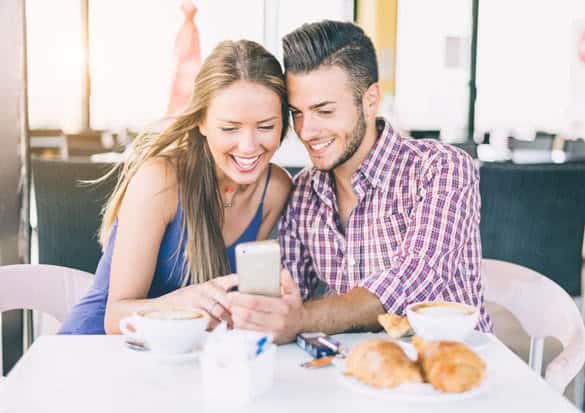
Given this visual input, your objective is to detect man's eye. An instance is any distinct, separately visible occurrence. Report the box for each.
[318,110,333,115]
[291,111,302,118]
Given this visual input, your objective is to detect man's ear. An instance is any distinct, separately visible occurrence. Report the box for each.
[362,82,381,120]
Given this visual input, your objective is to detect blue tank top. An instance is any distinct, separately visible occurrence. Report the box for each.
[59,166,272,335]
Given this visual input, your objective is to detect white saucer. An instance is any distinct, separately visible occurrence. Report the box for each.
[122,331,210,363]
[464,330,491,351]
[123,342,201,363]
[398,330,491,351]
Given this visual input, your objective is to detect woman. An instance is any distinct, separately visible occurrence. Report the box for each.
[59,40,291,334]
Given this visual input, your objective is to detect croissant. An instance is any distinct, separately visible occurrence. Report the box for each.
[413,336,486,393]
[378,313,413,339]
[345,339,423,388]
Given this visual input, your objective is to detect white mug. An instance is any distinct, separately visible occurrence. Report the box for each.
[406,301,479,342]
[120,309,208,354]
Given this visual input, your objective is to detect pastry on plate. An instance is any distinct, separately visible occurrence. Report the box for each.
[412,336,486,393]
[345,339,423,388]
[377,313,413,339]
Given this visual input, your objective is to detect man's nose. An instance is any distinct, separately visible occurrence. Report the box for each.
[295,114,320,141]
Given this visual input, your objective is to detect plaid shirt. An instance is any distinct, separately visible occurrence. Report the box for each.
[279,118,492,332]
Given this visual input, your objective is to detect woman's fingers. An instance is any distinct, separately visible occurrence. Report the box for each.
[198,281,235,323]
[213,274,239,291]
[206,279,236,309]
[171,276,238,326]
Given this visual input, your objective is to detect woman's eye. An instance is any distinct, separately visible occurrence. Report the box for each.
[291,111,301,118]
[319,110,333,115]
[259,125,275,131]
[220,127,238,132]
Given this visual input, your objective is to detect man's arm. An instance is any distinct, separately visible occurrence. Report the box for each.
[229,269,384,343]
[302,287,384,334]
[230,152,480,343]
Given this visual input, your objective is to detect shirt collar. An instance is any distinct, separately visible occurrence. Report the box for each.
[357,118,400,189]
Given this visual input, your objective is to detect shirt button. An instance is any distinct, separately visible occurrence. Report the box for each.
[348,257,356,266]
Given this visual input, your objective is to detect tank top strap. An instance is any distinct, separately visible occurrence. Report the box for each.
[259,164,272,205]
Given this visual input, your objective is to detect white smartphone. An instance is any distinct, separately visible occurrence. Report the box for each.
[235,240,281,297]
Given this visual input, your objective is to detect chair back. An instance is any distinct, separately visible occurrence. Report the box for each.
[509,134,554,151]
[32,158,117,273]
[408,129,440,140]
[0,264,93,375]
[482,259,585,392]
[479,161,585,296]
[565,139,585,161]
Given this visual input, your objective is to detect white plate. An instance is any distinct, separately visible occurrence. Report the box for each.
[337,340,489,402]
[397,330,491,352]
[339,372,487,402]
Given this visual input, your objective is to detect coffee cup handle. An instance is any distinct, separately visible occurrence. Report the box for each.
[120,315,142,343]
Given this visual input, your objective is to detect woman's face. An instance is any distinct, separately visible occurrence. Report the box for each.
[201,80,283,186]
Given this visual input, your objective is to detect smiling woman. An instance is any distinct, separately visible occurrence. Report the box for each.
[200,81,283,186]
[58,40,292,336]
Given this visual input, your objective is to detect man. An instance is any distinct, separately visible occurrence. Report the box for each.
[229,20,492,343]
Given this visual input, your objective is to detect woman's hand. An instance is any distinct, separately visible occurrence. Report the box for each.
[171,274,238,330]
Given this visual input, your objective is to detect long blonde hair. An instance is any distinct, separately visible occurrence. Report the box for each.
[99,40,288,286]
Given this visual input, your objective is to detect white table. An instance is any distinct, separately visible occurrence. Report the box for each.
[0,333,580,413]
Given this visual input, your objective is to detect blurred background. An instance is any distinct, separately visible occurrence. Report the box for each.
[1,1,585,406]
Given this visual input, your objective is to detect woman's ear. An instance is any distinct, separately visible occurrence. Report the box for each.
[199,122,208,137]
[362,82,381,120]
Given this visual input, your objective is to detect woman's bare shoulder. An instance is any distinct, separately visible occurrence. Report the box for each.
[122,158,179,222]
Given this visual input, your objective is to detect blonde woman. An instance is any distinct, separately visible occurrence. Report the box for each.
[59,40,291,334]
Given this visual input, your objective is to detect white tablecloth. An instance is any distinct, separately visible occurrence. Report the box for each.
[0,333,579,412]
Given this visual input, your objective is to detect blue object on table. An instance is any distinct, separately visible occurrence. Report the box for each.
[256,336,268,356]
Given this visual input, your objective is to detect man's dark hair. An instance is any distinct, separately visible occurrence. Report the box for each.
[282,20,378,102]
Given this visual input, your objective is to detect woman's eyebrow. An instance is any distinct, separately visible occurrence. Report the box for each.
[217,116,277,124]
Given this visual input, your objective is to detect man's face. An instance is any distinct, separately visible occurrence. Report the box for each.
[286,66,366,171]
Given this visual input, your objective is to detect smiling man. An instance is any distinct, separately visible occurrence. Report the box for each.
[229,20,492,343]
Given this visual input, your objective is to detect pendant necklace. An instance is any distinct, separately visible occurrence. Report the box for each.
[223,185,238,208]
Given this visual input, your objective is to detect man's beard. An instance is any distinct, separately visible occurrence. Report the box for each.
[328,106,367,170]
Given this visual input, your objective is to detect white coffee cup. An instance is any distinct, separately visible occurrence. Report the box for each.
[406,301,479,341]
[120,309,208,354]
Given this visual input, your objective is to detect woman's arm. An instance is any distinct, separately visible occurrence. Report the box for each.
[103,159,236,334]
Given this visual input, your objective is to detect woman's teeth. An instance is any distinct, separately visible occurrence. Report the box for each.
[310,139,334,151]
[232,155,261,169]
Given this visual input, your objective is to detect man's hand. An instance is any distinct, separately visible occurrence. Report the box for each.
[229,269,305,344]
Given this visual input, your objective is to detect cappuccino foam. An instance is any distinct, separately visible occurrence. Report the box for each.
[411,302,475,317]
[142,310,204,320]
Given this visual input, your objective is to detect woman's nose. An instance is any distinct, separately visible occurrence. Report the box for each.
[237,129,260,153]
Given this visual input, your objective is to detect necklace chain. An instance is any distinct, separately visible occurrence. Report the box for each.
[223,185,239,208]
